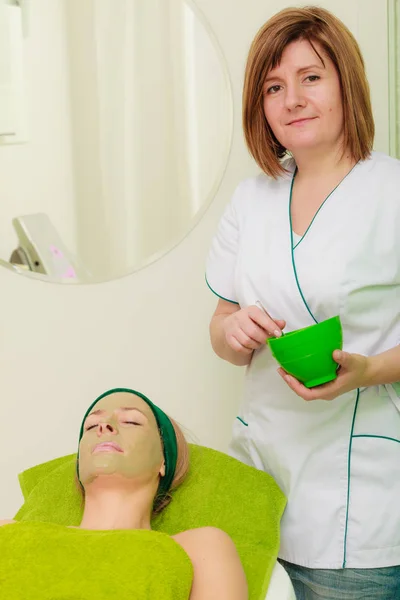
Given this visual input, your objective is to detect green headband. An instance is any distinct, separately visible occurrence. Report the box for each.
[77,388,178,503]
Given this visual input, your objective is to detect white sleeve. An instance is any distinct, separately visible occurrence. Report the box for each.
[383,383,400,413]
[205,184,243,305]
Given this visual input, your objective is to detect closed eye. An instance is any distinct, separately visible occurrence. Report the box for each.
[85,424,98,432]
[84,420,143,431]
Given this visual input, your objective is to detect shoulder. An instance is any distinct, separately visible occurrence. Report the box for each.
[370,151,400,169]
[173,527,242,566]
[235,163,294,199]
[173,527,248,599]
[231,161,294,215]
[173,525,235,550]
[359,153,400,219]
[0,519,15,526]
[362,151,400,182]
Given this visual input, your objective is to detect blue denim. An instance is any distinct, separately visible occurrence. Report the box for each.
[279,559,400,600]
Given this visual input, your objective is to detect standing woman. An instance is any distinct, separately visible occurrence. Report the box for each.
[206,6,400,599]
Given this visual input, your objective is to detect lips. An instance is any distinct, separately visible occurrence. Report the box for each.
[288,117,316,125]
[92,442,123,454]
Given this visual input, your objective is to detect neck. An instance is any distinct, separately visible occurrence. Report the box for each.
[79,476,154,531]
[292,143,356,181]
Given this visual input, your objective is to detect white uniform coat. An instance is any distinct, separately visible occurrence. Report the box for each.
[206,152,400,569]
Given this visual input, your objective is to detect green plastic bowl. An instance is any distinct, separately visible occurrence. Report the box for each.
[267,316,343,388]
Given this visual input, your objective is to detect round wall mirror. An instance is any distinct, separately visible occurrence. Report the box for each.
[0,0,232,283]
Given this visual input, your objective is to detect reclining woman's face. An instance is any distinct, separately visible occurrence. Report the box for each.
[78,391,165,488]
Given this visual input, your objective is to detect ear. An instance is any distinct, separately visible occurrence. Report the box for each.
[159,461,166,478]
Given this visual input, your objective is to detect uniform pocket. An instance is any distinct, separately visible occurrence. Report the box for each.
[347,436,400,554]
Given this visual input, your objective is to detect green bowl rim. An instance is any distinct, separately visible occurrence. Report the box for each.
[267,315,342,346]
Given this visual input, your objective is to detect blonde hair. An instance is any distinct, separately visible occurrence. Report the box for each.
[243,6,374,178]
[76,416,190,516]
[153,417,190,514]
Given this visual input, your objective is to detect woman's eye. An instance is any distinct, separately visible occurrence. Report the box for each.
[123,421,141,426]
[85,424,97,431]
[305,75,320,82]
[266,85,281,94]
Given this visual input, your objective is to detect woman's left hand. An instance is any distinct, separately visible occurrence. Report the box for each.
[277,350,370,401]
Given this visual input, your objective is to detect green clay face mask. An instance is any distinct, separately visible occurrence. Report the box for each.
[78,392,165,488]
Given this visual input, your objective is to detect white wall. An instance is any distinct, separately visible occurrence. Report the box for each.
[0,0,76,262]
[0,0,390,517]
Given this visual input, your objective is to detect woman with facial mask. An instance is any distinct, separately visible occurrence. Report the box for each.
[206,5,400,600]
[0,388,248,600]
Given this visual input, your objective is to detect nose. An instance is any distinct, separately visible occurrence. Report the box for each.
[97,422,117,436]
[284,82,306,111]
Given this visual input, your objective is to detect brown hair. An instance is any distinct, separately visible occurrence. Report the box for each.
[243,6,374,178]
[76,416,190,516]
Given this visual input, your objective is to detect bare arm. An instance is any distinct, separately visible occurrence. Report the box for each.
[209,299,285,366]
[0,520,15,526]
[210,300,251,366]
[175,527,248,600]
[364,345,400,386]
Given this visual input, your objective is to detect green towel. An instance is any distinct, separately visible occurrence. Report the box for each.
[0,521,193,600]
[15,445,287,599]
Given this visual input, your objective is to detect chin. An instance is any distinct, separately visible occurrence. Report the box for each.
[285,139,325,153]
[94,466,119,476]
[85,472,120,487]
[83,465,119,482]
[91,454,119,468]
[286,132,320,145]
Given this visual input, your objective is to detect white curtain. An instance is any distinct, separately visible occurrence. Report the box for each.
[66,0,229,279]
[66,0,205,278]
[94,0,193,272]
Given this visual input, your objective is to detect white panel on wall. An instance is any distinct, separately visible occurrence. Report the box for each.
[0,1,29,144]
[0,1,18,136]
[0,0,76,266]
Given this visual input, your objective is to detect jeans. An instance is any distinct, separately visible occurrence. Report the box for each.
[279,559,400,600]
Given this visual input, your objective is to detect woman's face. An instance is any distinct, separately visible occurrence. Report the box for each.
[78,392,165,488]
[262,39,344,157]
